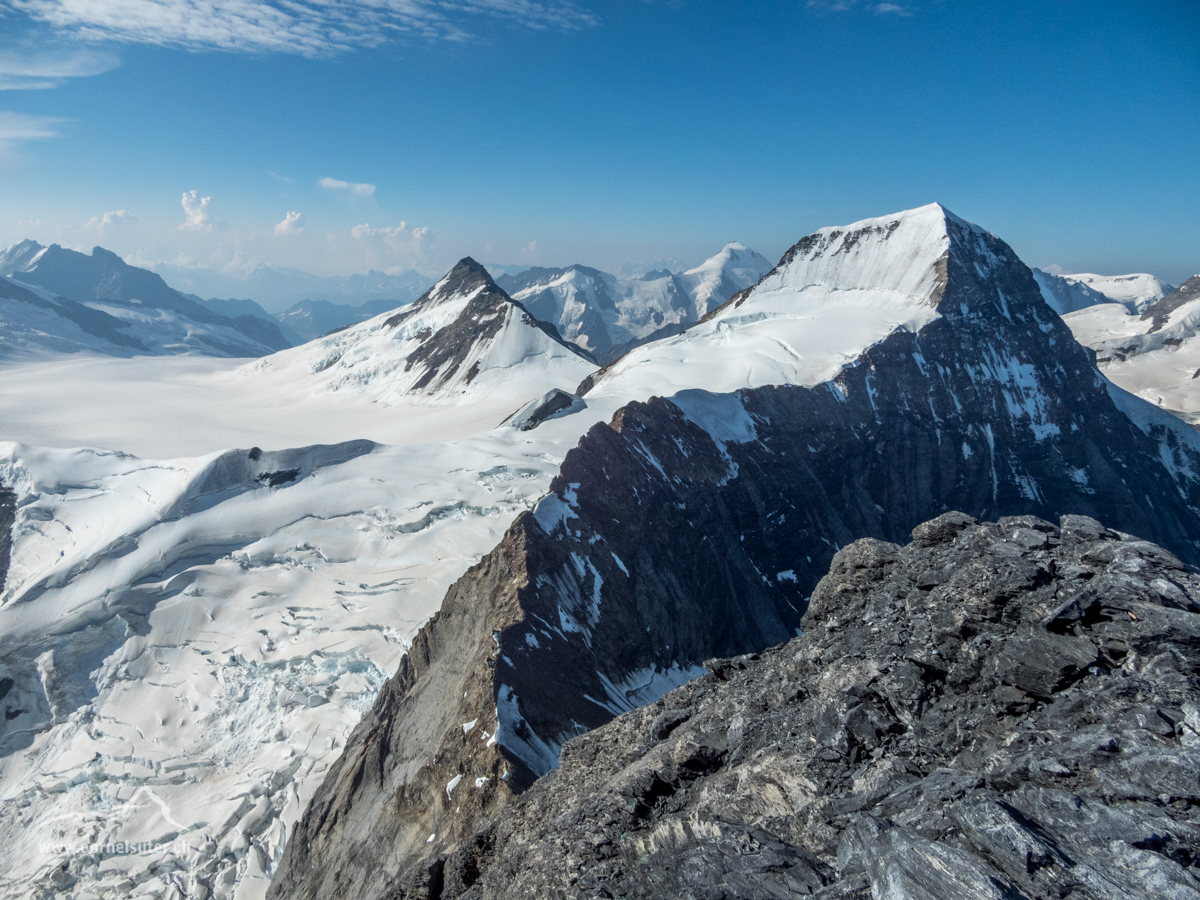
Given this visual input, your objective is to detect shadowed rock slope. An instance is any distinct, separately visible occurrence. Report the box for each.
[269,213,1200,900]
[424,513,1200,899]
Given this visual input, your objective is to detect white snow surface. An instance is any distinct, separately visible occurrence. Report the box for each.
[500,242,773,354]
[245,269,595,408]
[586,203,953,404]
[0,203,1120,900]
[1055,272,1173,313]
[678,241,774,317]
[1063,282,1200,426]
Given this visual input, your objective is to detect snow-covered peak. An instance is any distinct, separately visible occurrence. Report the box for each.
[0,239,47,276]
[246,257,597,408]
[739,202,968,311]
[679,241,773,317]
[1054,272,1173,313]
[584,204,978,404]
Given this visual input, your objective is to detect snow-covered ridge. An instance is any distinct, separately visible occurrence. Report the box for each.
[495,243,772,359]
[1053,271,1173,313]
[244,258,596,409]
[583,203,969,404]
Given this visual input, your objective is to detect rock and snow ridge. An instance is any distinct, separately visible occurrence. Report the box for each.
[416,513,1200,900]
[244,257,597,409]
[494,242,772,362]
[268,203,1200,900]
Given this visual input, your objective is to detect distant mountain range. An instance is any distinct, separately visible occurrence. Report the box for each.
[495,242,774,362]
[2,206,1198,900]
[0,241,291,358]
[153,261,435,314]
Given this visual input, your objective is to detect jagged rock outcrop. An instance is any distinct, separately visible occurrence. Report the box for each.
[269,211,1200,900]
[423,513,1200,899]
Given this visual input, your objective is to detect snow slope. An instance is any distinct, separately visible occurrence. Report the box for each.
[583,203,956,406]
[247,258,596,409]
[1031,267,1112,315]
[1063,275,1200,425]
[0,436,568,900]
[0,275,151,358]
[676,241,773,317]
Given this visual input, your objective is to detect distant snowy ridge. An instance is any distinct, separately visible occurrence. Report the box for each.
[1063,275,1200,425]
[246,257,597,408]
[495,242,772,361]
[0,241,291,357]
[152,260,433,314]
[1049,270,1173,313]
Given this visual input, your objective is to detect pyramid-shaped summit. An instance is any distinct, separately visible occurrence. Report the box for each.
[251,256,597,406]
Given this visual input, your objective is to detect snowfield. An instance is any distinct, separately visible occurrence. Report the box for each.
[1062,275,1200,426]
[0,206,1182,900]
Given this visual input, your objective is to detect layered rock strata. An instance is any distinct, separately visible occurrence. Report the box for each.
[423,513,1200,899]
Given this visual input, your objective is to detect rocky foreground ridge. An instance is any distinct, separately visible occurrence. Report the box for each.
[419,512,1200,899]
[268,207,1200,900]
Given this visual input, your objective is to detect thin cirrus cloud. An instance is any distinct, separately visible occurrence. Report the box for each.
[320,177,376,197]
[7,0,596,56]
[807,0,913,13]
[179,190,212,231]
[0,45,120,90]
[0,110,62,154]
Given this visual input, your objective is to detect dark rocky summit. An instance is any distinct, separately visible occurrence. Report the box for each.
[269,212,1200,900]
[422,513,1200,899]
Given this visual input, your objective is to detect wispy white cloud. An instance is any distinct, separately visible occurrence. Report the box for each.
[274,210,304,235]
[83,209,134,230]
[8,0,596,56]
[351,222,430,241]
[0,109,62,154]
[807,0,914,13]
[320,177,376,197]
[179,190,212,231]
[806,0,858,10]
[0,45,119,90]
[351,221,432,259]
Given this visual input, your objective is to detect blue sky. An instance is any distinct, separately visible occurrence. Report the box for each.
[0,0,1196,286]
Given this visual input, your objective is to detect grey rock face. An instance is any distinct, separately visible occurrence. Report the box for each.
[0,482,13,594]
[269,215,1200,900]
[423,514,1200,900]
